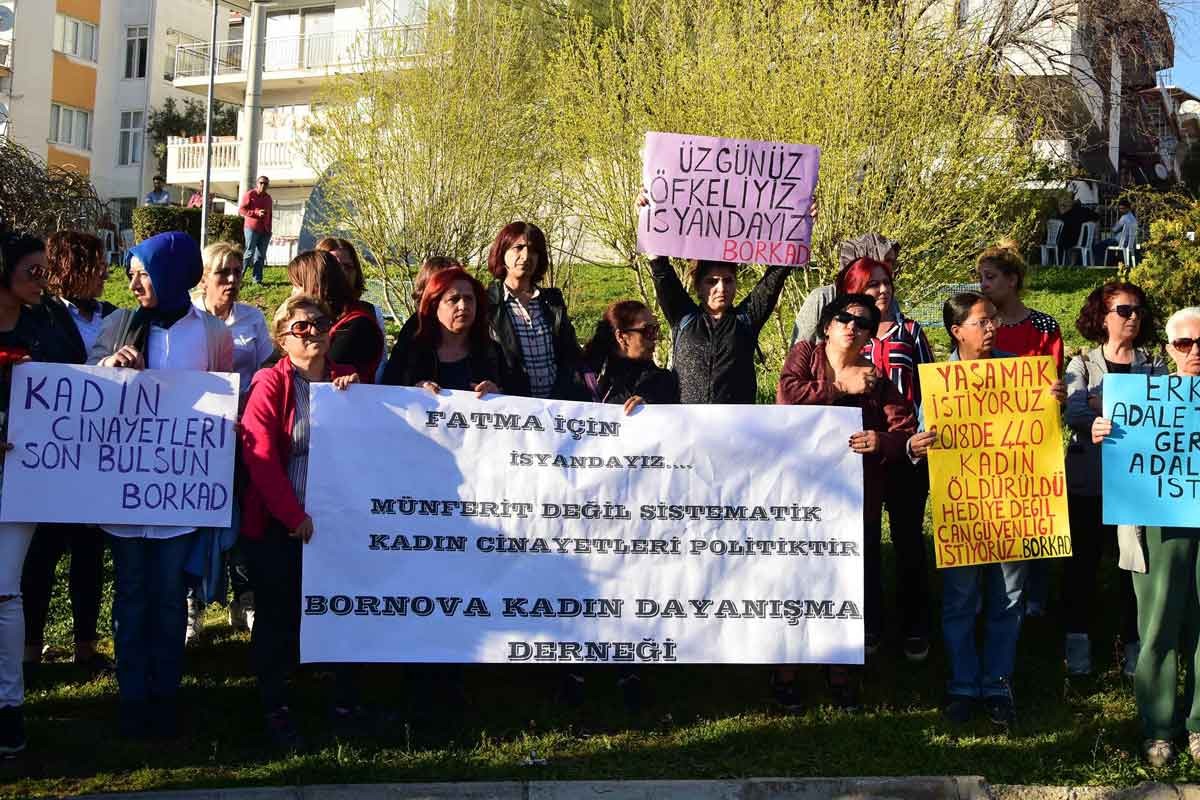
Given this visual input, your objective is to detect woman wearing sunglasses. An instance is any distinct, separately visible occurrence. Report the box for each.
[239,294,359,749]
[775,293,917,709]
[1091,306,1200,767]
[909,291,1065,728]
[1062,282,1163,679]
[582,300,678,415]
[383,267,502,397]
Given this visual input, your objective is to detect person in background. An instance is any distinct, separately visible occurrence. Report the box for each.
[1057,199,1098,266]
[144,175,171,206]
[1093,200,1138,265]
[0,232,83,756]
[381,256,459,387]
[186,241,275,641]
[790,233,901,347]
[239,294,360,750]
[776,292,916,709]
[1062,282,1162,679]
[910,291,1065,728]
[21,232,115,675]
[977,241,1064,618]
[839,256,935,661]
[1091,306,1200,767]
[239,176,273,286]
[186,182,208,210]
[287,251,385,384]
[88,231,233,739]
[582,299,678,413]
[314,238,387,381]
[646,251,793,404]
[387,267,502,396]
[486,222,585,400]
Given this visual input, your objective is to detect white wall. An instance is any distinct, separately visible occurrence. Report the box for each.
[4,0,53,161]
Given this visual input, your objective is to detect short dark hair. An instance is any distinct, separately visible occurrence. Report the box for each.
[487,222,550,285]
[153,175,164,182]
[583,299,652,370]
[818,292,881,339]
[0,233,44,290]
[942,291,992,338]
[1118,199,1131,209]
[685,260,738,298]
[1075,281,1157,346]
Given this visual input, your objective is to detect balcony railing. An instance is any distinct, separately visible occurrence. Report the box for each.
[173,25,424,80]
[166,136,322,180]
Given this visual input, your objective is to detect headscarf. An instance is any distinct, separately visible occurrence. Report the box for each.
[836,233,902,276]
[125,232,204,358]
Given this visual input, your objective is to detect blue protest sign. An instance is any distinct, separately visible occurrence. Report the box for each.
[1101,373,1200,527]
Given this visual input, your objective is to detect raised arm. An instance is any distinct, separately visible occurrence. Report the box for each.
[648,256,698,328]
[741,264,793,334]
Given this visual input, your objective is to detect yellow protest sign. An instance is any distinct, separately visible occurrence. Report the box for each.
[917,355,1071,569]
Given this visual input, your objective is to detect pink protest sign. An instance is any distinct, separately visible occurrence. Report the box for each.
[637,132,819,266]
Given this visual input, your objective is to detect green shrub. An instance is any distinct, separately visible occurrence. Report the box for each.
[131,205,244,246]
[1127,202,1200,316]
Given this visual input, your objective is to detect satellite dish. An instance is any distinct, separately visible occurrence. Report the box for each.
[0,6,13,33]
[1155,163,1169,180]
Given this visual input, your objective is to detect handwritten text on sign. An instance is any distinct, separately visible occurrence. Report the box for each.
[918,356,1071,567]
[1,363,239,526]
[1102,373,1200,527]
[301,388,864,665]
[637,132,819,266]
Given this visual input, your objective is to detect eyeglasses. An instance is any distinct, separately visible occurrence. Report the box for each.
[284,317,333,337]
[1110,304,1146,319]
[834,311,874,332]
[621,324,661,337]
[959,317,998,330]
[1171,337,1200,353]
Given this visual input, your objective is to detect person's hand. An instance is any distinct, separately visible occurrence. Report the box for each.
[636,188,650,208]
[0,441,13,462]
[908,430,937,459]
[623,395,645,415]
[1091,416,1113,445]
[848,430,879,455]
[835,366,875,396]
[290,515,314,543]
[419,380,441,396]
[331,373,359,391]
[103,345,144,369]
[1049,379,1067,405]
[473,380,500,398]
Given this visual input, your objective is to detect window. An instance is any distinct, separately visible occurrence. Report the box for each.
[125,25,148,79]
[118,110,143,166]
[53,14,98,62]
[49,103,91,150]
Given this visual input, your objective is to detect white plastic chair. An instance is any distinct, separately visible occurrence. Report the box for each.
[1071,221,1097,268]
[1039,219,1063,266]
[1104,225,1138,268]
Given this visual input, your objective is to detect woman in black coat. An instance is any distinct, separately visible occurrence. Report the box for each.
[583,299,678,413]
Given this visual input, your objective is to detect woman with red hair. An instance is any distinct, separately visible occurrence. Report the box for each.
[388,267,502,396]
[837,257,935,663]
[485,222,585,400]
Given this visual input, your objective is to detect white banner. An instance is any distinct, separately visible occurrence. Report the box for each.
[301,387,865,665]
[1,363,239,527]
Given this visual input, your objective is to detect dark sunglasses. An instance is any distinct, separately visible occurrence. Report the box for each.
[834,311,874,332]
[1171,338,1200,353]
[285,317,333,337]
[1110,304,1146,319]
[621,324,661,337]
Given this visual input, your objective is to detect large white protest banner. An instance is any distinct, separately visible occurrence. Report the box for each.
[1,363,239,527]
[301,387,865,665]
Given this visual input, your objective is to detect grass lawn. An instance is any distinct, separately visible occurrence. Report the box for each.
[7,262,1167,799]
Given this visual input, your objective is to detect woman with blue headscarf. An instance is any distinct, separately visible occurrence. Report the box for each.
[89,232,233,739]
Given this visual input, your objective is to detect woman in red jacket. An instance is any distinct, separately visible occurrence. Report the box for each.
[775,292,916,710]
[239,294,358,750]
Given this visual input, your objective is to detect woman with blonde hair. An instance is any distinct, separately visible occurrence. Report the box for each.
[195,241,275,396]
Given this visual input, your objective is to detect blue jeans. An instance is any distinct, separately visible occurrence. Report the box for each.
[108,533,196,703]
[942,561,1028,699]
[244,227,270,283]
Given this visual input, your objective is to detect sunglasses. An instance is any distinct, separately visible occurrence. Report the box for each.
[1171,338,1200,353]
[285,317,333,337]
[621,324,661,337]
[834,311,874,332]
[1110,304,1146,319]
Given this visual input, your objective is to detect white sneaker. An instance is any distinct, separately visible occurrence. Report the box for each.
[228,592,249,633]
[237,591,255,634]
[185,598,206,645]
[1124,640,1141,678]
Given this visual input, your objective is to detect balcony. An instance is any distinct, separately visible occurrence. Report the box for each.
[165,135,324,192]
[172,25,424,102]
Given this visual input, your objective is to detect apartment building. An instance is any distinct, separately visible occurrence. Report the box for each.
[0,0,223,229]
[165,0,424,262]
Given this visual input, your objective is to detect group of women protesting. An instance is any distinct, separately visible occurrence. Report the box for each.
[0,214,1198,769]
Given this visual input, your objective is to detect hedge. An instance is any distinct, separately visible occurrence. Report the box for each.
[131,206,244,246]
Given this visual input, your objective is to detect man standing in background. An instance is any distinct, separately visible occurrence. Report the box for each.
[239,176,273,285]
[144,175,171,206]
